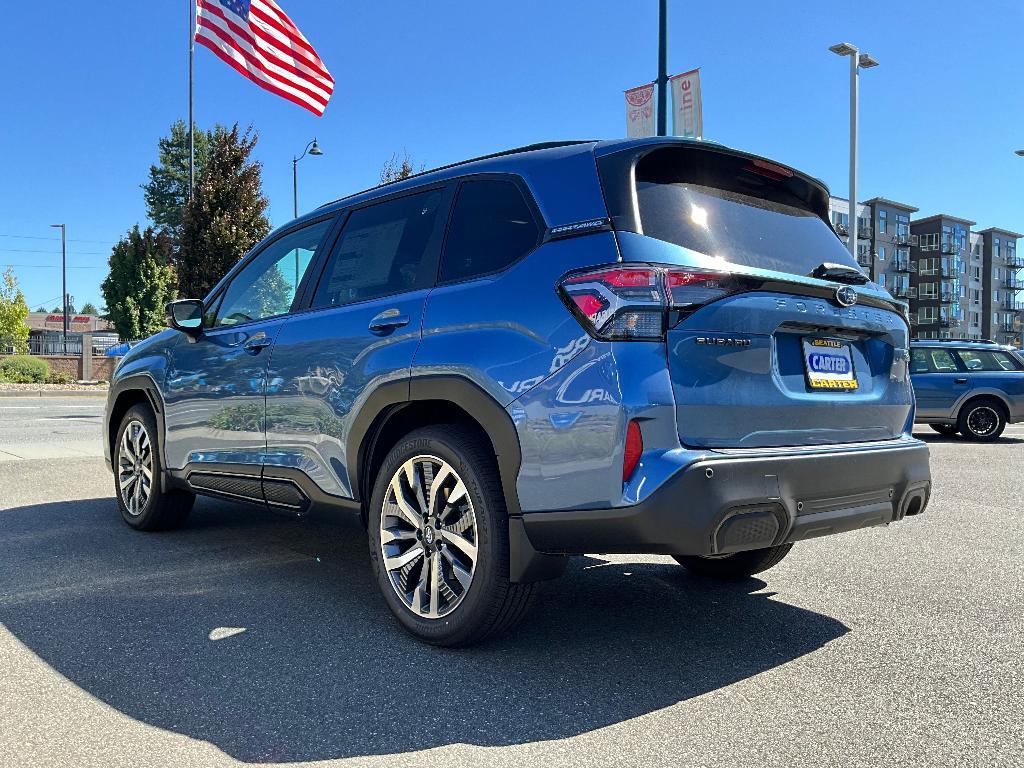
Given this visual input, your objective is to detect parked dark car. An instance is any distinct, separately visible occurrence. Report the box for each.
[104,138,931,645]
[911,340,1024,440]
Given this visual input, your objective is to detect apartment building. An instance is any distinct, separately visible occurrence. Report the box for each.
[828,196,1022,347]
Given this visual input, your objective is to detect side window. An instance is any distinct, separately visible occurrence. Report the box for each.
[911,349,960,373]
[439,179,541,283]
[312,189,444,309]
[213,219,333,328]
[956,349,1022,372]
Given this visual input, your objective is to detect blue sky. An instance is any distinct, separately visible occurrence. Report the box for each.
[1,0,1021,311]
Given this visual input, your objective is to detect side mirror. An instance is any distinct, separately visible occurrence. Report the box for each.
[166,299,205,336]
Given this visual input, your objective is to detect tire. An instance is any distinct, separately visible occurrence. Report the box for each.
[673,544,794,580]
[929,424,959,436]
[957,397,1006,442]
[367,425,534,647]
[114,405,194,531]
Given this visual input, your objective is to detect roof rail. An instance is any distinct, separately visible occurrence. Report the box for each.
[316,140,598,210]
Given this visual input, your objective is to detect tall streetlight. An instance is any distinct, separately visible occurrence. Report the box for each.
[293,138,323,218]
[50,224,67,354]
[829,43,879,258]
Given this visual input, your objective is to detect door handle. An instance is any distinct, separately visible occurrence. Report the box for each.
[243,335,273,353]
[368,309,410,334]
[954,377,968,384]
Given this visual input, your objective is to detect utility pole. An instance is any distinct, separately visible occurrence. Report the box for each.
[656,0,668,136]
[50,224,67,354]
[188,0,195,200]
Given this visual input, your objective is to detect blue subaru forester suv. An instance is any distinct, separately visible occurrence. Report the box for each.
[911,340,1024,440]
[104,138,931,645]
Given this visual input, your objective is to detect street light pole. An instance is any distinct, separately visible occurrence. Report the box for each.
[656,0,668,136]
[50,224,67,354]
[292,138,323,219]
[291,138,323,286]
[829,43,878,259]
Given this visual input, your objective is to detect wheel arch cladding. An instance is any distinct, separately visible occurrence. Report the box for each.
[106,375,164,466]
[348,376,525,521]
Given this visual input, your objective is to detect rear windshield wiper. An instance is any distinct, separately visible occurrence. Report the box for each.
[810,262,869,285]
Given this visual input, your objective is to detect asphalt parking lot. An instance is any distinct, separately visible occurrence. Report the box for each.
[1,396,1021,767]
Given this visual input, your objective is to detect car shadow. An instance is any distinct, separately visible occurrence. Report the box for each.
[0,496,848,763]
[914,432,1024,444]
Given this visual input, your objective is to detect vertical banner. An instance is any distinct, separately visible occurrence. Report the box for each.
[624,83,656,138]
[670,68,703,138]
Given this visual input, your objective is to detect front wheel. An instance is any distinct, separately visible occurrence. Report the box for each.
[674,544,793,580]
[367,425,534,646]
[957,398,1006,442]
[114,405,194,530]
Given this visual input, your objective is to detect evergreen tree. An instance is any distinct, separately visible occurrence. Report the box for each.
[100,226,178,340]
[80,302,98,315]
[178,124,270,299]
[0,268,30,353]
[143,120,213,237]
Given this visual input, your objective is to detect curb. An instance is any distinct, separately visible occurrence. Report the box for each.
[0,389,109,398]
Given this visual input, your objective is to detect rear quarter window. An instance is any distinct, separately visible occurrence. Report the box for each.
[439,179,541,283]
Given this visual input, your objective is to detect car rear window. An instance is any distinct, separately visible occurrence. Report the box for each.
[632,147,861,278]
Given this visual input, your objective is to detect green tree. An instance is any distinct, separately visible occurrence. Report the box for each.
[178,124,270,299]
[0,268,30,353]
[34,306,45,313]
[143,120,214,237]
[100,226,178,340]
[380,151,422,184]
[80,302,98,315]
[50,306,61,313]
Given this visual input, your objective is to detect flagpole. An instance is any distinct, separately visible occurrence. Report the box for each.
[188,0,195,200]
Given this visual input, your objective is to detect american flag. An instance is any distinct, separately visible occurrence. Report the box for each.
[195,0,334,116]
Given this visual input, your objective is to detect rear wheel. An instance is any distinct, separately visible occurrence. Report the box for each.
[957,398,1006,442]
[367,425,534,646]
[929,424,959,436]
[114,405,194,530]
[674,544,793,580]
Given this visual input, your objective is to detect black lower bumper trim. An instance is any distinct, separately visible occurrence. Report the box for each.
[521,439,931,557]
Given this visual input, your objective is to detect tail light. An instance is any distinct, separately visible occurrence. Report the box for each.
[559,264,749,340]
[623,419,643,481]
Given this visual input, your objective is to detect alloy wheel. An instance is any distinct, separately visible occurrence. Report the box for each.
[966,406,998,437]
[118,419,154,516]
[379,455,479,619]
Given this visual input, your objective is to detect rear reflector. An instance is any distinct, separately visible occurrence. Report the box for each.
[623,420,643,481]
[559,263,750,340]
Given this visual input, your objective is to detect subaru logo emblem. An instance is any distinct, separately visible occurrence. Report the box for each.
[835,286,858,307]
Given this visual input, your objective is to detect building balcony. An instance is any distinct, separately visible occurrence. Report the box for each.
[939,292,955,303]
[857,227,872,240]
[895,234,915,247]
[857,253,873,267]
[1001,322,1021,334]
[941,243,959,255]
[1005,255,1024,268]
[834,223,849,236]
[1002,278,1022,291]
[1002,299,1024,312]
[893,260,916,273]
[892,285,915,299]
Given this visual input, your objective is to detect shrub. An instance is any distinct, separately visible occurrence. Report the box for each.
[0,355,50,383]
[46,371,75,385]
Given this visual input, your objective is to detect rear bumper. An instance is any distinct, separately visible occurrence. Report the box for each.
[520,437,931,556]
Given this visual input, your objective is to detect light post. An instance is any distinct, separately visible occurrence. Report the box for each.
[50,223,67,354]
[292,138,323,218]
[829,43,879,258]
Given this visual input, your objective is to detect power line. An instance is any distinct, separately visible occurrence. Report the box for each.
[0,247,108,256]
[0,232,114,245]
[1,263,106,269]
